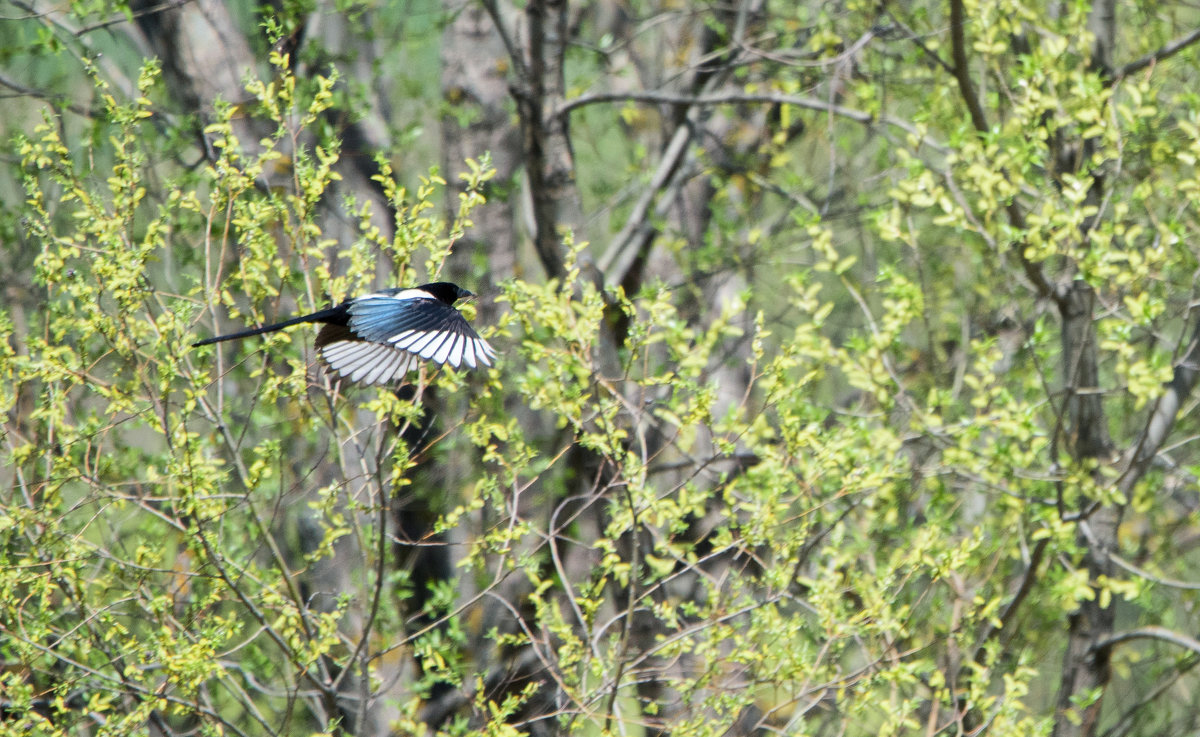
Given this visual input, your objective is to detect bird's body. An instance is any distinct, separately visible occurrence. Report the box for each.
[193,281,496,385]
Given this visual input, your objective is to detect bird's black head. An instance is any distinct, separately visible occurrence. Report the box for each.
[419,281,474,305]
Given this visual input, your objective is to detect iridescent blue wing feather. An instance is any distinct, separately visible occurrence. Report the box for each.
[348,293,496,369]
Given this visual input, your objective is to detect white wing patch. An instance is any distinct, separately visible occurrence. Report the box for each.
[320,340,419,385]
[386,328,496,369]
[317,289,498,385]
[476,337,497,365]
[358,288,431,302]
[320,333,495,385]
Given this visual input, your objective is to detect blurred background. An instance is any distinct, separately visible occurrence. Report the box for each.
[3,2,1200,736]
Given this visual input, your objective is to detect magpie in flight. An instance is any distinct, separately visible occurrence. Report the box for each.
[193,282,496,385]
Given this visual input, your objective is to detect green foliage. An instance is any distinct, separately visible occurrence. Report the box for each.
[5,2,1200,737]
[2,53,479,735]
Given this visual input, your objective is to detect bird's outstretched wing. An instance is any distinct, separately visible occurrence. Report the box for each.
[315,292,496,385]
[316,324,422,385]
[349,292,496,368]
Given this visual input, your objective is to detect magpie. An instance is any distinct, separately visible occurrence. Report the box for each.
[193,281,496,385]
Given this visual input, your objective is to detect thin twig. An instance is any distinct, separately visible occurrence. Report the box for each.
[479,0,530,82]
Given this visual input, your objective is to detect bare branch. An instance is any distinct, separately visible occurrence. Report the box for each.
[556,88,938,148]
[1117,315,1200,497]
[598,117,693,284]
[947,0,1054,298]
[479,0,530,82]
[948,0,988,133]
[1117,27,1200,80]
[1108,551,1200,591]
[0,72,96,118]
[1093,626,1200,658]
[972,538,1049,664]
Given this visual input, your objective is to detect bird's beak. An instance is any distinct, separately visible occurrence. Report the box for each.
[459,288,477,301]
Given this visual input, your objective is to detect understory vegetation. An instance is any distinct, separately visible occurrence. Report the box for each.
[4,2,1200,736]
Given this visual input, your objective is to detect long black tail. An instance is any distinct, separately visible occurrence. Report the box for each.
[192,305,346,347]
